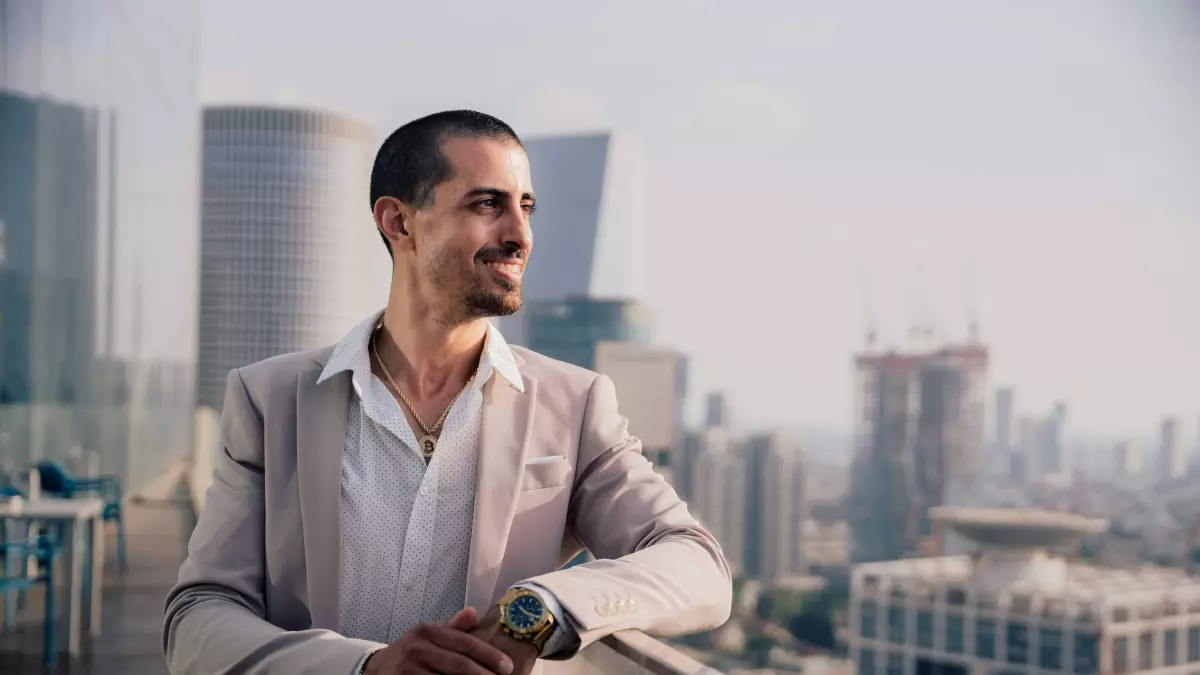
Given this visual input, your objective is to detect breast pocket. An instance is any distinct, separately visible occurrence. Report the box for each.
[520,456,572,491]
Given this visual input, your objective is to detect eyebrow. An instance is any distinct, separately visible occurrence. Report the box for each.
[463,187,536,204]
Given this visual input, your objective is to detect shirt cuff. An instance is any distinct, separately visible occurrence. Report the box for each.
[350,646,384,675]
[514,582,582,659]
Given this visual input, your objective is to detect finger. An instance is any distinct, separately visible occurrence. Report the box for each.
[426,626,514,674]
[413,641,506,675]
[447,607,478,632]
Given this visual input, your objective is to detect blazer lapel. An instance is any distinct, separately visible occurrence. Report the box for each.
[465,372,538,613]
[295,363,351,630]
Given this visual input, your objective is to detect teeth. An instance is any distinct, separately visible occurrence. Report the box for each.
[485,261,522,276]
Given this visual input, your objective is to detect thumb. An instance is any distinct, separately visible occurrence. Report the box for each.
[448,606,478,631]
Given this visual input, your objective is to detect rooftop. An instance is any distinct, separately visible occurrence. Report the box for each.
[855,553,1200,609]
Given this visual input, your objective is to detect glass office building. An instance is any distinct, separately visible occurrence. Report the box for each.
[522,296,652,371]
[0,1,201,489]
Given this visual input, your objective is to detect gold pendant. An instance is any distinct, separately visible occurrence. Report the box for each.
[418,435,437,459]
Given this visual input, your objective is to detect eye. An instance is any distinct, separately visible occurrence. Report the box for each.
[473,198,501,214]
[522,202,537,215]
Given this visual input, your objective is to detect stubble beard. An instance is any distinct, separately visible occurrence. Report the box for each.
[427,251,523,323]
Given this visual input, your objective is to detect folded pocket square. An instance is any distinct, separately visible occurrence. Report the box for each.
[525,455,566,465]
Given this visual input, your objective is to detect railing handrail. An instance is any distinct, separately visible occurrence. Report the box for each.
[599,630,724,675]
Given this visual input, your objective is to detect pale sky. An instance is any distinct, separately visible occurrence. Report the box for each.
[199,0,1200,439]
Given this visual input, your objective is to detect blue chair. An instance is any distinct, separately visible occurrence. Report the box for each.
[0,535,59,667]
[35,460,126,573]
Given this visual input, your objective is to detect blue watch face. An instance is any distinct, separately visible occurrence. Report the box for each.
[505,594,545,630]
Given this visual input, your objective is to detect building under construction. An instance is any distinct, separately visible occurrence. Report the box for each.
[848,333,989,563]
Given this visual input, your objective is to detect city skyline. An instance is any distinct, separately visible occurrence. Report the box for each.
[198,1,1200,436]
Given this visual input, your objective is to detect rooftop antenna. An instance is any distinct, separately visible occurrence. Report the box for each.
[967,262,981,344]
[908,265,936,351]
[860,271,878,350]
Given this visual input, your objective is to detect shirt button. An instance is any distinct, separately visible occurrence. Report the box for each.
[419,485,429,496]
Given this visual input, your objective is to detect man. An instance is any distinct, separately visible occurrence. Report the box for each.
[163,110,731,675]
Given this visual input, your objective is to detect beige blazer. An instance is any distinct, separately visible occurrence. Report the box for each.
[163,344,731,675]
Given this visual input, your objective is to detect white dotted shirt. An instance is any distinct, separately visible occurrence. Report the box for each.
[317,312,575,672]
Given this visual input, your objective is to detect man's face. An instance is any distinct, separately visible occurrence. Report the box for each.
[408,137,535,322]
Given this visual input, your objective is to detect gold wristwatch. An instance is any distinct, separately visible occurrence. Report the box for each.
[498,587,557,651]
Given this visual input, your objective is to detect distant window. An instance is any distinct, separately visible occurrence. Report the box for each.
[917,611,934,648]
[859,648,876,675]
[1114,636,1129,674]
[888,606,906,644]
[887,652,904,675]
[1006,621,1028,664]
[1141,632,1155,670]
[861,600,879,639]
[1167,630,1180,666]
[975,618,996,659]
[945,613,965,654]
[1040,627,1063,669]
[1074,632,1099,674]
[1190,626,1200,662]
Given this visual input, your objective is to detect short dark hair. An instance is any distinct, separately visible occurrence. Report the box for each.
[370,110,522,254]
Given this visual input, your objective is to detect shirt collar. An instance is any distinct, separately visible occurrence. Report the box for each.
[316,310,524,394]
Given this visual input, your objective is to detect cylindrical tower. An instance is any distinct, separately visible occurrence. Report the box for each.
[198,106,386,409]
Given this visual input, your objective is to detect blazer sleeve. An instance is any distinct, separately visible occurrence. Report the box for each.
[162,369,383,675]
[522,374,733,657]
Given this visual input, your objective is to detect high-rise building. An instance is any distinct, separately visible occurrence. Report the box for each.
[521,296,651,371]
[197,106,385,409]
[994,388,1014,449]
[593,341,686,476]
[705,391,729,429]
[1159,416,1185,483]
[494,132,642,346]
[1039,401,1068,479]
[848,340,989,562]
[849,507,1200,675]
[743,432,807,583]
[1,0,201,488]
[1114,441,1143,479]
[686,427,746,574]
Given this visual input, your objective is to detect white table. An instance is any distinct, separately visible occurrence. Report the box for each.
[1,497,106,656]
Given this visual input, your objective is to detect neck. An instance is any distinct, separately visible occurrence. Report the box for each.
[376,288,488,399]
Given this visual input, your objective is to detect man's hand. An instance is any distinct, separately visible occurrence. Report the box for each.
[363,608,515,675]
[467,606,539,675]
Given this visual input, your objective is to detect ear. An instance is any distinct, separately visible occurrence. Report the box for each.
[373,196,417,254]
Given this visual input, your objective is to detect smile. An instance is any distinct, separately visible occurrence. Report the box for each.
[483,259,523,281]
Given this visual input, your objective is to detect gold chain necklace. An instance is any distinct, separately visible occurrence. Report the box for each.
[371,327,474,461]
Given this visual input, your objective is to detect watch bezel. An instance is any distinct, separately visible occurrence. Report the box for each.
[498,588,555,646]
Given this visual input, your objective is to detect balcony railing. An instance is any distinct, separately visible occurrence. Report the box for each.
[191,406,725,675]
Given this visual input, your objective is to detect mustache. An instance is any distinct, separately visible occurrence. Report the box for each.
[476,246,527,262]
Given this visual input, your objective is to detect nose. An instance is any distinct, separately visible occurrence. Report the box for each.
[501,207,533,256]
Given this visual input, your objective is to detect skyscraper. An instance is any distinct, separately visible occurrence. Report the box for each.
[743,432,807,583]
[705,391,729,429]
[848,340,988,562]
[994,388,1014,449]
[593,341,686,476]
[1039,401,1068,479]
[197,106,386,409]
[521,296,651,371]
[1,0,201,488]
[1159,416,1184,483]
[494,132,642,346]
[1114,441,1143,479]
[686,427,746,574]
